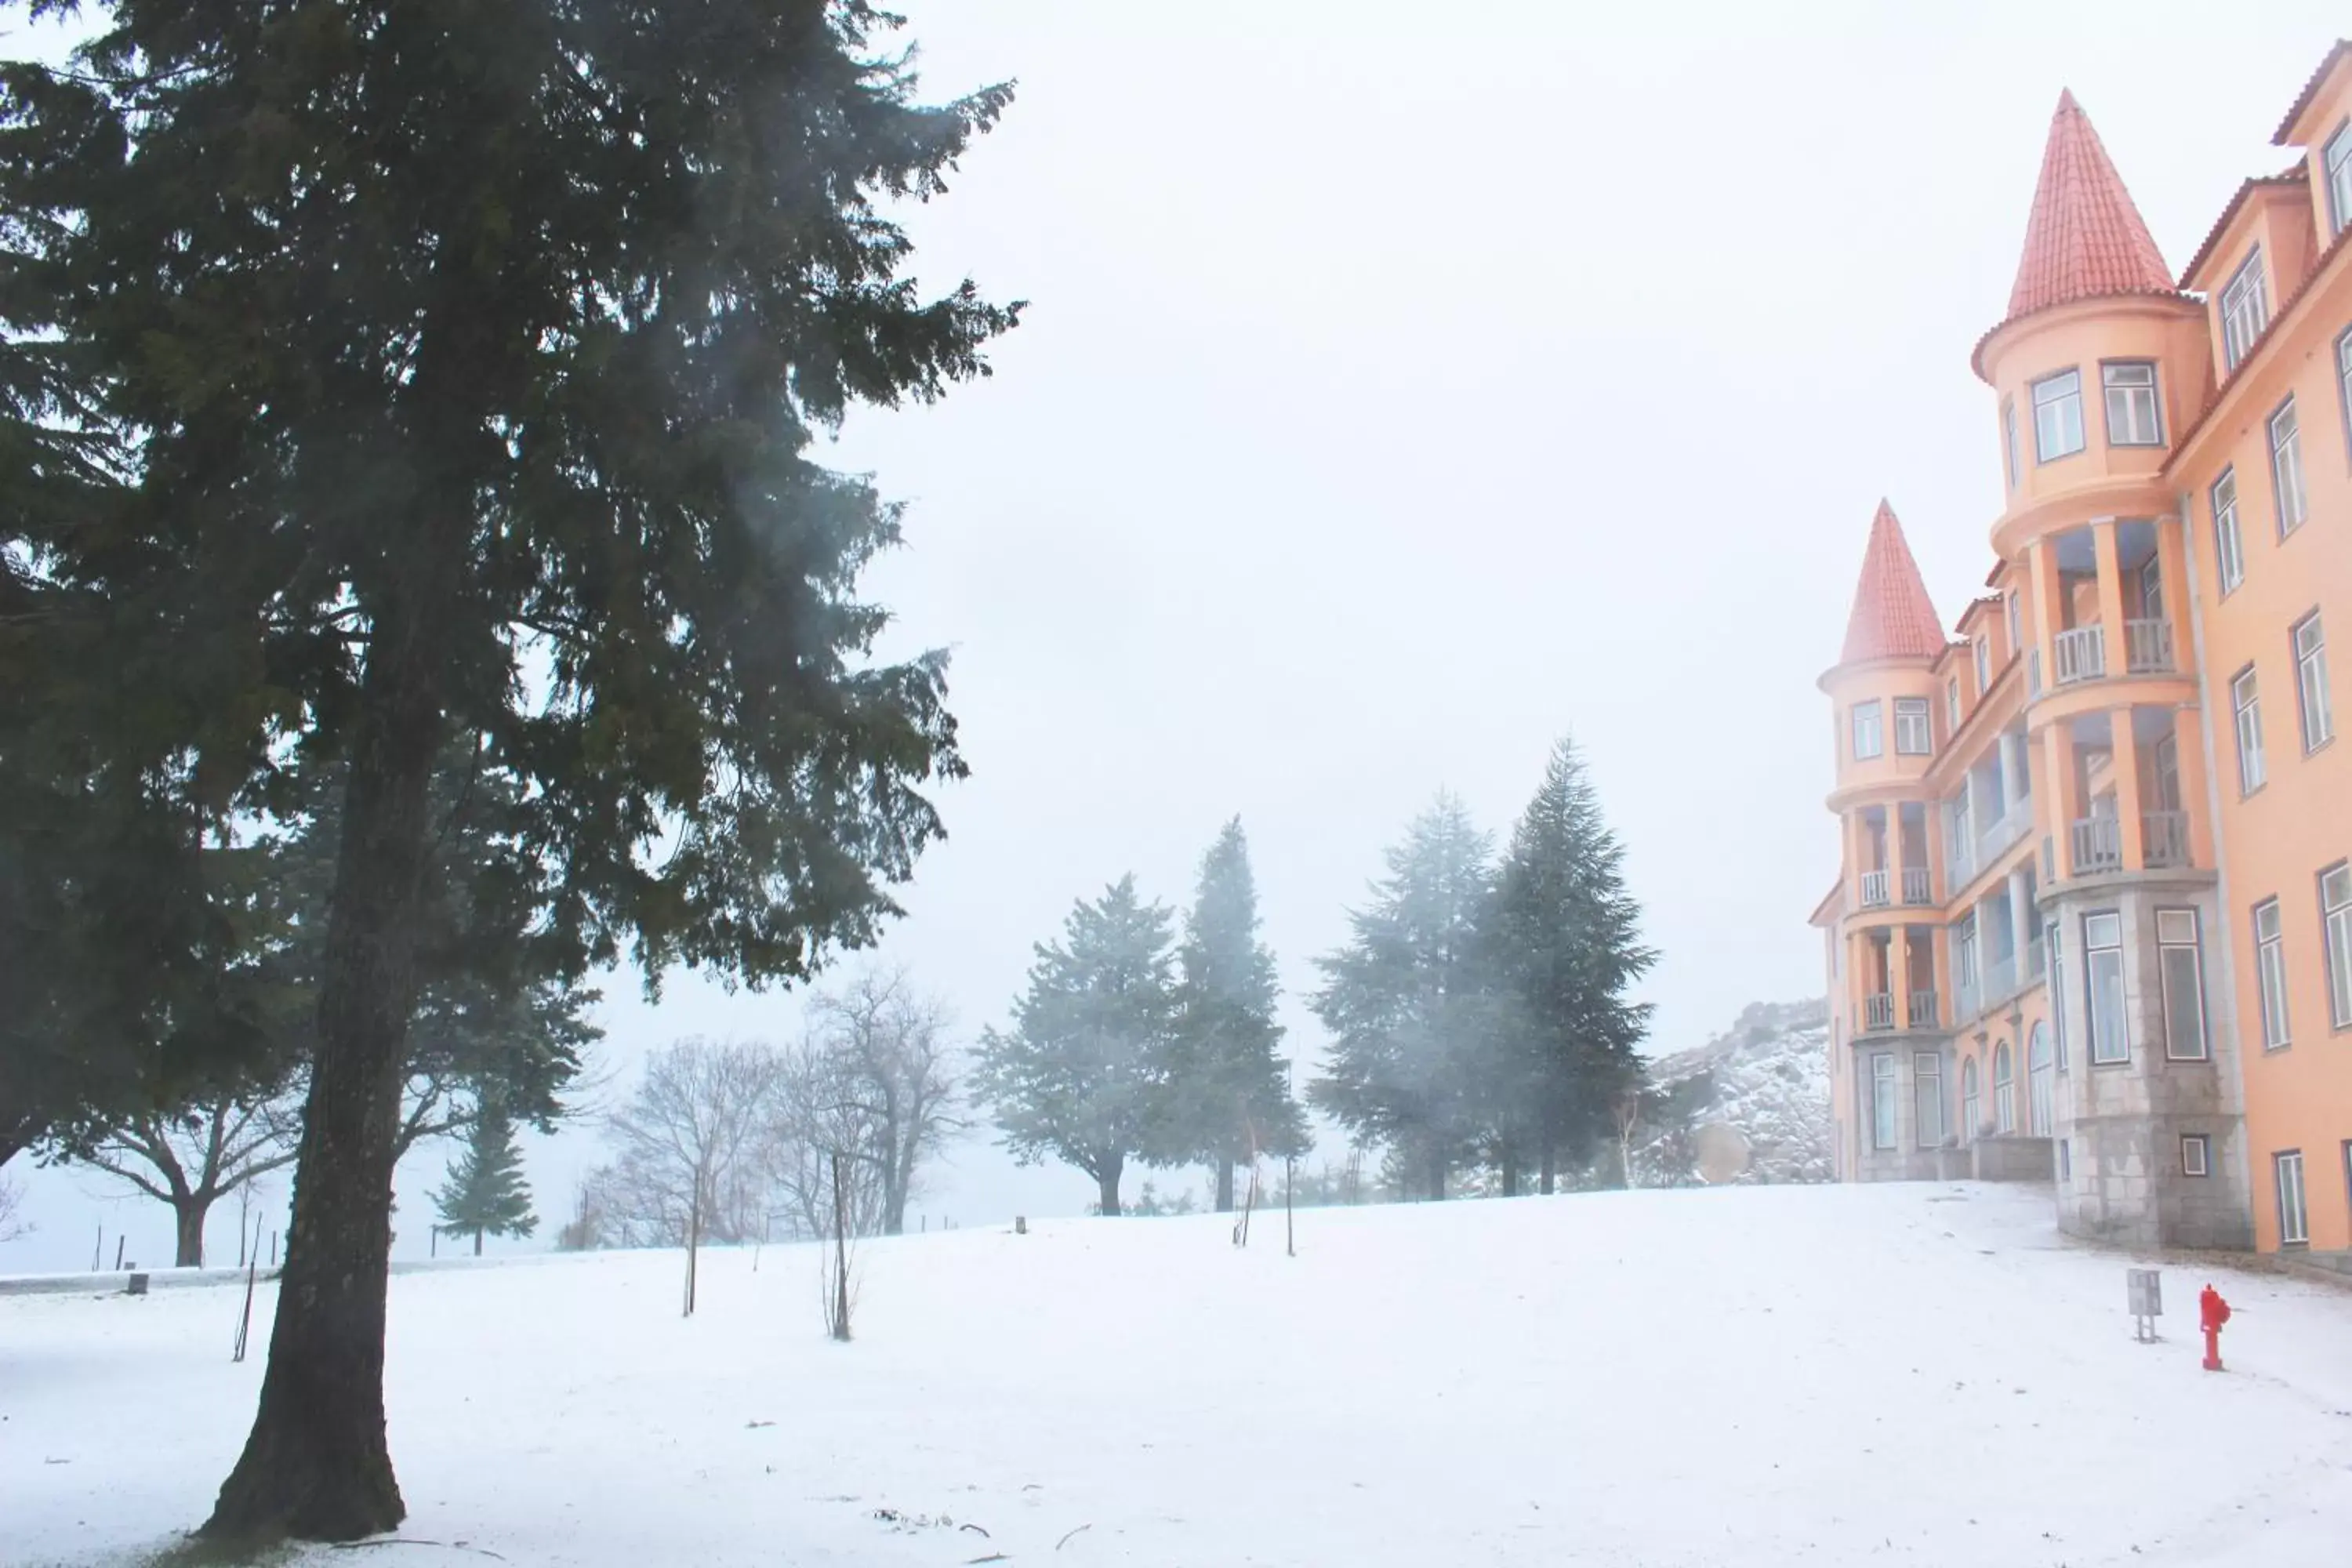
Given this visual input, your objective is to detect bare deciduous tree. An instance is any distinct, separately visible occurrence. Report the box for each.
[85,1094,303,1267]
[808,971,961,1236]
[0,1163,27,1243]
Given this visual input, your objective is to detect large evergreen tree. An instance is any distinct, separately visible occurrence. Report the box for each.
[1308,793,1496,1201]
[1160,819,1306,1210]
[0,3,1015,1542]
[431,1100,537,1256]
[974,876,1176,1218]
[1486,738,1656,1192]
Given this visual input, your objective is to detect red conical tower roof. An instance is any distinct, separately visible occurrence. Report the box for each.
[2002,90,2174,322]
[1839,501,1945,666]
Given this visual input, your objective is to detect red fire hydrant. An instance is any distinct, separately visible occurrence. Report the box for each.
[2199,1283,2232,1371]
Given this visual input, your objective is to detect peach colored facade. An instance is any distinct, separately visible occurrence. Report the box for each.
[1817,44,2352,1264]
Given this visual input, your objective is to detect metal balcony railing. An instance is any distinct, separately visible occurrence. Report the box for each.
[2071,815,2122,875]
[2125,619,2176,674]
[2143,809,2191,869]
[1863,993,1895,1032]
[2054,625,2107,685]
[1901,867,1933,905]
[1907,989,1940,1030]
[1859,869,1891,908]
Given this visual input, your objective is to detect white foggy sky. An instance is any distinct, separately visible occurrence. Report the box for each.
[8,2,2347,1269]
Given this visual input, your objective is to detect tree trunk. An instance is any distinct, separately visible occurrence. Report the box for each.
[1214,1157,1234,1214]
[472,1229,482,1258]
[174,1194,212,1269]
[1427,1146,1446,1202]
[1539,1145,1556,1196]
[1499,1148,1520,1199]
[202,588,449,1544]
[1096,1156,1123,1218]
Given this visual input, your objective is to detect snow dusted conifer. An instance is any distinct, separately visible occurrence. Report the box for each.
[431,1099,537,1257]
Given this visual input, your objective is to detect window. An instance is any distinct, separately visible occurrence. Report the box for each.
[1946,677,1962,733]
[2157,909,2209,1061]
[2005,590,2023,659]
[1893,697,1932,755]
[2102,361,2162,445]
[2046,919,2068,1071]
[2294,613,2332,752]
[2211,468,2244,595]
[2233,666,2266,793]
[2328,122,2352,237]
[2002,399,2020,489]
[1973,635,1991,693]
[1914,1052,1944,1149]
[1961,1056,1980,1142]
[2085,912,2129,1064]
[2255,898,2290,1050]
[1992,1040,2015,1134]
[1852,700,1883,760]
[2031,369,2085,460]
[2138,554,2165,625]
[2220,249,2269,372]
[2027,1024,2053,1136]
[2340,328,2352,466]
[2057,1138,2071,1182]
[2271,397,2307,535]
[2275,1150,2308,1246]
[1871,1053,1897,1150]
[2321,862,2352,1031]
[2181,1134,2210,1177]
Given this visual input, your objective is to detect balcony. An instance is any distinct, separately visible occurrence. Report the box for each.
[1863,993,1895,1032]
[2071,815,2122,875]
[2054,626,2107,685]
[2143,810,2191,869]
[1982,952,2018,1006]
[1955,975,1980,1021]
[1859,869,1891,909]
[2025,935,2047,981]
[1907,989,1939,1030]
[2125,619,2175,674]
[1901,867,1933,905]
[1977,804,2031,869]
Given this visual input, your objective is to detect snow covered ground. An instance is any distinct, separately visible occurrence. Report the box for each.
[7,1181,2352,1567]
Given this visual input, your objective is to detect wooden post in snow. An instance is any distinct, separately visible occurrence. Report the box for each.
[829,1150,851,1341]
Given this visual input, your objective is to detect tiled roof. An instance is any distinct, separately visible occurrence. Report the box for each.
[2272,39,2352,146]
[1838,501,1945,666]
[2003,90,2176,321]
[2176,172,2307,291]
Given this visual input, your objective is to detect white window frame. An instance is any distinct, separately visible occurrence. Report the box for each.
[2046,918,2068,1071]
[2101,360,2162,445]
[1893,696,1932,756]
[2255,897,2290,1051]
[2234,666,2266,794]
[1914,1052,1944,1149]
[2328,122,2352,238]
[2275,1149,2308,1246]
[1852,699,1884,761]
[2002,398,2020,490]
[1960,1055,1980,1142]
[2339,327,2352,471]
[2005,590,2023,659]
[1992,1040,2015,1134]
[2085,911,2129,1065]
[1946,677,1962,734]
[2320,862,2352,1032]
[2220,249,2269,372]
[1871,1052,1897,1151]
[2057,1137,2071,1182]
[2031,368,2085,461]
[2211,468,2244,595]
[2027,1024,2053,1137]
[2271,396,2308,536]
[2181,1134,2210,1178]
[2294,612,2332,753]
[1973,634,1991,694]
[2156,909,2209,1062]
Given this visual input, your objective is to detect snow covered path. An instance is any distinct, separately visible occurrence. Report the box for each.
[7,1182,2352,1566]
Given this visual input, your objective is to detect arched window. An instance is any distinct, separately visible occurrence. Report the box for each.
[2028,1023,2054,1137]
[1962,1056,1980,1143]
[1994,1040,2016,1135]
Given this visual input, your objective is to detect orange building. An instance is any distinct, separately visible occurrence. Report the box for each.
[1818,42,2352,1265]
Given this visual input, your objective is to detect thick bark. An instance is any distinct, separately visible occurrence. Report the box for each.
[471,1229,482,1258]
[201,594,448,1543]
[174,1194,212,1269]
[1096,1156,1123,1218]
[1499,1149,1520,1200]
[1427,1146,1447,1202]
[1214,1157,1234,1214]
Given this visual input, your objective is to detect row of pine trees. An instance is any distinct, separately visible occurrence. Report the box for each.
[973,738,1655,1210]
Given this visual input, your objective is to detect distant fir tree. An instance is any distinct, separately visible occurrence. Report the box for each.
[1309,793,1497,1201]
[1160,819,1308,1210]
[975,877,1177,1218]
[431,1101,537,1257]
[1486,737,1656,1192]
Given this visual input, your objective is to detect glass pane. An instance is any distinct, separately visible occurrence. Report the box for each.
[2089,949,2128,1062]
[2161,944,2207,1060]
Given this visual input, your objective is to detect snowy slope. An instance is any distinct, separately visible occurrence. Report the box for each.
[1643,997,1832,1183]
[9,1182,2352,1567]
